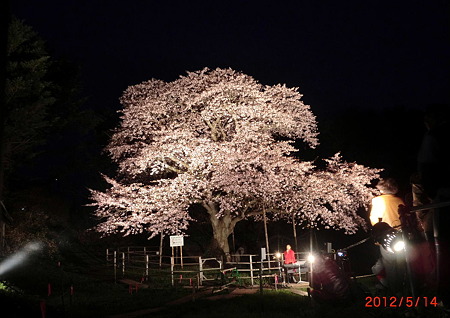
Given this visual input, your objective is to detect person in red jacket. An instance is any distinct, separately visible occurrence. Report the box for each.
[283,244,296,264]
[283,244,303,283]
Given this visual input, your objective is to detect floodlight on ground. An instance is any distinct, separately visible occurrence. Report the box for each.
[383,231,405,254]
[372,222,406,254]
[0,241,43,276]
[337,250,347,258]
[392,240,406,252]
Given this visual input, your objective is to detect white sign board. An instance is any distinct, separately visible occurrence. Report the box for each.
[170,235,184,247]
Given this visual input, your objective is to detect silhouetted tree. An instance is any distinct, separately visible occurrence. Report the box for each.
[2,17,100,253]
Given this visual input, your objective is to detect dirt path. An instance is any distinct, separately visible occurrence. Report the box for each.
[107,286,228,318]
[108,287,257,318]
[108,283,310,318]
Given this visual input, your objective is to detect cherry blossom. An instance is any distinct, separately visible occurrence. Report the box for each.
[89,68,380,256]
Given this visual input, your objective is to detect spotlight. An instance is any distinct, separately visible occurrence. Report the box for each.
[337,250,347,258]
[0,241,43,276]
[383,231,405,253]
[307,254,315,263]
[392,239,405,252]
[372,222,405,254]
[275,252,282,259]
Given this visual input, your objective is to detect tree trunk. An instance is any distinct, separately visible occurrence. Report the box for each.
[263,208,271,267]
[210,219,233,261]
[203,201,239,262]
[292,213,298,253]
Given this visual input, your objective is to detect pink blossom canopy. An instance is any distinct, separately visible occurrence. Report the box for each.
[90,68,380,238]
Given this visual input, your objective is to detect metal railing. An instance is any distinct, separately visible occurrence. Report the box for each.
[105,247,223,286]
[226,253,309,286]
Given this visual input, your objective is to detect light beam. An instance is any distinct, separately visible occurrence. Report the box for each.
[0,242,43,276]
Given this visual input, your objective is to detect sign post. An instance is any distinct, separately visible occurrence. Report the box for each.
[170,235,184,268]
[260,247,266,294]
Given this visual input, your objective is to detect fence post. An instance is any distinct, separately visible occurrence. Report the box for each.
[199,256,203,286]
[197,272,200,289]
[171,256,174,287]
[259,257,263,294]
[159,233,163,268]
[145,254,149,279]
[250,255,254,286]
[114,251,117,283]
[106,248,109,263]
[180,246,183,268]
[122,252,125,277]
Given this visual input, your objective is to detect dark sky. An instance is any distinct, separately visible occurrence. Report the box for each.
[10,0,450,117]
[6,1,449,249]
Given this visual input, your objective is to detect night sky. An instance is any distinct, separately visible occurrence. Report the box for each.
[10,0,450,117]
[5,0,450,273]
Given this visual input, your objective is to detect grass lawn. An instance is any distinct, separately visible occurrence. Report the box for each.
[1,244,448,318]
[0,245,191,317]
[153,288,450,318]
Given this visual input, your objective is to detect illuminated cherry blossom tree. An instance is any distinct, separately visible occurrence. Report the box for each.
[90,68,380,257]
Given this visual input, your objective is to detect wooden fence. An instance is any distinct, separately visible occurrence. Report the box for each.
[106,247,223,286]
[106,247,310,287]
[226,252,309,285]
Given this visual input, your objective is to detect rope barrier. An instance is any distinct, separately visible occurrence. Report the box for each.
[341,237,372,251]
[410,201,450,212]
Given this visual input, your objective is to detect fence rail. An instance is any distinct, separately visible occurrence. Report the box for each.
[106,247,223,286]
[226,253,309,285]
[106,247,310,287]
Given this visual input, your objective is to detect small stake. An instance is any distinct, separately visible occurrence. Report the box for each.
[129,283,138,294]
[40,300,46,318]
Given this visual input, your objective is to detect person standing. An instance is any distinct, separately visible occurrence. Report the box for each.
[369,178,405,229]
[283,244,303,283]
[283,244,296,264]
[370,222,406,293]
[416,104,450,305]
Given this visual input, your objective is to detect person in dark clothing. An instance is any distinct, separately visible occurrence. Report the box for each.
[371,222,406,294]
[416,104,450,305]
[310,252,351,303]
[417,105,450,199]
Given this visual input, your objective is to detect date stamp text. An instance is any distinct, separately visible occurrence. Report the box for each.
[365,296,438,308]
